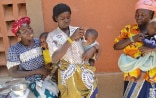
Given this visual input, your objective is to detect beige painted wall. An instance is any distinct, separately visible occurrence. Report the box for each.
[26,0,44,38]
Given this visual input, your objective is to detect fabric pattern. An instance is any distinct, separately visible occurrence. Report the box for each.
[28,79,59,98]
[47,26,84,64]
[114,24,143,80]
[11,17,30,36]
[124,80,156,98]
[7,38,59,98]
[7,38,44,82]
[114,24,143,58]
[115,24,156,97]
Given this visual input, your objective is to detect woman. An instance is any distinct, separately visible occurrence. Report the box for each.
[7,17,59,98]
[46,3,98,98]
[114,0,156,97]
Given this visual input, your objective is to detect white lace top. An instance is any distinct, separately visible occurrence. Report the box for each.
[46,26,84,64]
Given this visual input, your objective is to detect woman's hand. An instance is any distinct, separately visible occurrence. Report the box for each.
[8,66,50,78]
[70,27,84,40]
[36,67,50,76]
[132,33,144,42]
[52,28,84,62]
[139,46,152,56]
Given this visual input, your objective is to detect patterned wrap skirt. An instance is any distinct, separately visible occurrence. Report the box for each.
[58,60,98,98]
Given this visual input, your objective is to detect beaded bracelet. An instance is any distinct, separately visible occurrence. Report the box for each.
[130,36,134,42]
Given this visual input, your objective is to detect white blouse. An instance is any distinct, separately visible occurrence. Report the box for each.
[46,26,84,64]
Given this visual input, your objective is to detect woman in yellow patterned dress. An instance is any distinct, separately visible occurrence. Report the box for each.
[114,0,156,97]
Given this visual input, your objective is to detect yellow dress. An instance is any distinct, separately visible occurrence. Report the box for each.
[114,24,142,81]
[114,24,156,82]
[42,49,52,69]
[43,49,51,64]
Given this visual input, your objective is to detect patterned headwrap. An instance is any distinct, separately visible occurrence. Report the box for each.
[135,0,156,13]
[11,17,30,36]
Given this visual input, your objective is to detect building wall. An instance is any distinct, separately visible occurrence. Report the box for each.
[0,1,138,98]
[42,0,138,72]
[26,0,44,38]
[0,0,44,67]
[0,0,138,72]
[41,1,139,96]
[0,0,27,66]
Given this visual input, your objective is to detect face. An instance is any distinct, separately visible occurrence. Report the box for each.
[135,9,152,25]
[40,37,48,49]
[85,33,96,44]
[147,22,156,36]
[55,12,71,29]
[18,24,34,40]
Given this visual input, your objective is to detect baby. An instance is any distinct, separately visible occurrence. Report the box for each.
[39,32,58,82]
[39,32,52,68]
[82,28,101,66]
[141,18,156,82]
[142,18,156,48]
[82,28,100,98]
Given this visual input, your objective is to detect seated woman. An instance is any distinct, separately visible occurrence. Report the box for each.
[6,17,59,98]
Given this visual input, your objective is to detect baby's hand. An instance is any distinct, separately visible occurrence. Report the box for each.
[133,33,144,42]
[139,46,152,56]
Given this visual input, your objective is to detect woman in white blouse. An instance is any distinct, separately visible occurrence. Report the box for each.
[47,3,98,98]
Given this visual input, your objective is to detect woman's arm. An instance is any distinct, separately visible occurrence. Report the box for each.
[52,40,72,62]
[52,28,84,62]
[113,38,132,50]
[8,66,49,78]
[114,33,144,50]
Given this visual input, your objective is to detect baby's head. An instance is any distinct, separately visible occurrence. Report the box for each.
[39,32,49,49]
[84,28,98,44]
[147,18,156,36]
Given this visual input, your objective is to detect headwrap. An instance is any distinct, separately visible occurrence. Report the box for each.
[11,17,30,36]
[135,0,156,13]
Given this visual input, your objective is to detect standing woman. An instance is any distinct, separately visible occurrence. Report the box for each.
[47,3,98,98]
[114,0,156,97]
[7,17,59,98]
